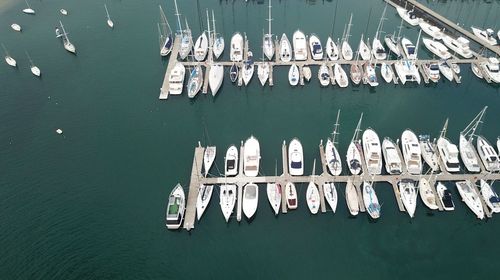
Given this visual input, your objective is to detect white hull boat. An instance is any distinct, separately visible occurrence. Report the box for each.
[242,51,254,86]
[401,129,423,175]
[382,137,402,175]
[371,38,386,60]
[230,63,239,83]
[437,182,455,211]
[243,183,258,219]
[442,36,473,59]
[230,33,243,62]
[5,56,16,67]
[196,184,213,220]
[168,62,185,95]
[471,63,483,79]
[471,27,497,46]
[288,64,299,86]
[179,29,193,60]
[293,30,307,61]
[11,24,22,32]
[401,38,417,59]
[309,34,323,60]
[380,63,394,84]
[325,37,339,60]
[341,41,353,60]
[456,180,484,219]
[258,63,270,86]
[363,182,381,219]
[394,60,421,84]
[362,128,382,175]
[104,4,114,29]
[419,178,439,210]
[325,138,342,176]
[285,182,298,210]
[187,65,203,98]
[424,63,441,83]
[384,35,401,57]
[166,184,186,229]
[263,0,274,60]
[459,134,481,173]
[399,179,418,218]
[280,34,292,62]
[220,184,237,222]
[303,66,312,82]
[30,66,41,77]
[419,21,444,40]
[213,34,225,59]
[437,137,460,173]
[396,6,420,26]
[267,183,281,215]
[480,180,500,213]
[477,135,500,172]
[358,35,371,60]
[438,62,453,81]
[347,142,362,175]
[334,64,348,88]
[288,138,304,176]
[306,182,320,214]
[422,38,451,59]
[209,64,224,96]
[418,134,440,172]
[194,32,209,61]
[480,57,500,83]
[225,145,239,176]
[345,179,359,216]
[203,146,216,177]
[350,64,362,85]
[364,64,378,87]
[318,63,330,87]
[244,136,260,177]
[323,182,338,213]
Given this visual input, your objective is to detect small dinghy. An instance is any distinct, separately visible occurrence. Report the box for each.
[220,184,237,222]
[288,64,299,86]
[203,146,216,177]
[196,184,213,220]
[323,182,338,213]
[345,179,359,216]
[243,183,259,219]
[225,145,238,176]
[419,178,439,210]
[285,182,298,210]
[267,183,281,215]
[26,51,41,77]
[306,181,320,214]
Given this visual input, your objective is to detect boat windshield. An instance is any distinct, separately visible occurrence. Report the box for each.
[291,161,302,169]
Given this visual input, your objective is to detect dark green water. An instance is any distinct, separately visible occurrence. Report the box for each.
[1,0,500,279]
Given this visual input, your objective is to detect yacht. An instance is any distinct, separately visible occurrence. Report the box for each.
[459,134,480,173]
[477,135,500,172]
[242,51,254,86]
[422,38,451,59]
[399,179,418,218]
[471,63,483,79]
[341,14,354,60]
[288,138,304,176]
[419,21,444,40]
[196,184,213,220]
[437,136,460,173]
[288,64,299,86]
[193,32,208,61]
[325,139,342,176]
[334,64,348,88]
[262,0,274,60]
[325,37,339,60]
[364,63,378,87]
[211,11,224,59]
[471,27,497,46]
[302,66,312,82]
[318,63,330,87]
[418,135,440,172]
[401,37,417,59]
[480,180,500,213]
[347,141,362,175]
[424,63,440,83]
[442,36,473,58]
[225,145,238,176]
[401,129,423,175]
[306,182,320,214]
[363,182,381,219]
[293,30,307,61]
[309,34,323,60]
[371,37,387,60]
[384,34,402,57]
[285,182,298,210]
[267,183,281,215]
[230,32,243,62]
[480,57,500,83]
[323,182,338,213]
[380,63,394,84]
[438,61,453,82]
[59,21,76,54]
[11,23,21,32]
[394,60,421,84]
[220,184,237,222]
[209,64,224,96]
[382,137,402,174]
[450,62,460,75]
[396,6,420,26]
[456,180,484,219]
[165,184,185,229]
[350,64,362,85]
[419,178,439,210]
[230,63,239,83]
[187,65,203,98]
[243,136,261,177]
[437,182,454,211]
[345,179,359,216]
[257,63,270,86]
[168,63,185,95]
[358,35,371,60]
[203,146,216,177]
[362,128,382,175]
[243,183,258,219]
[280,34,292,62]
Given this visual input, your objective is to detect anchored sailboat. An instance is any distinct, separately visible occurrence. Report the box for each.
[158,5,173,56]
[262,0,274,60]
[26,51,41,77]
[326,110,342,176]
[346,113,363,175]
[58,21,76,54]
[211,10,225,59]
[341,14,353,60]
[104,4,114,28]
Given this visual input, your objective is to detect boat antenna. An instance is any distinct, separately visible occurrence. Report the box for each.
[396,17,404,40]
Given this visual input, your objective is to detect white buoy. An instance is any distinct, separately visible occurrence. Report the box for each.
[56,129,63,134]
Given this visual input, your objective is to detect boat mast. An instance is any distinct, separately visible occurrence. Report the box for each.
[25,51,34,66]
[104,4,110,21]
[59,21,70,43]
[414,29,422,58]
[267,0,273,36]
[159,5,172,35]
[375,4,388,40]
[396,18,404,40]
[461,106,488,142]
[332,109,341,146]
[206,9,211,49]
[346,14,353,44]
[351,113,363,143]
[211,10,217,39]
[173,0,183,34]
[440,118,449,139]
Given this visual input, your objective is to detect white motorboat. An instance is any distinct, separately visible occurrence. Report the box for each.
[384,34,401,57]
[230,63,239,83]
[396,6,420,26]
[22,0,35,14]
[424,63,440,83]
[194,32,208,61]
[471,26,497,46]
[334,64,348,88]
[380,63,394,84]
[382,137,402,175]
[262,0,274,60]
[243,183,258,219]
[480,57,500,83]
[187,65,203,98]
[104,4,114,29]
[168,62,185,95]
[456,180,484,219]
[293,30,307,61]
[58,21,76,54]
[437,182,455,211]
[165,183,185,229]
[213,32,225,59]
[350,64,362,85]
[419,178,439,210]
[341,14,354,60]
[422,38,451,59]
[302,66,312,82]
[288,138,304,176]
[477,135,500,172]
[306,181,320,214]
[159,6,173,57]
[438,61,453,82]
[399,179,418,218]
[266,183,281,215]
[358,34,371,60]
[371,38,387,60]
[347,114,363,175]
[364,63,378,87]
[450,62,460,74]
[242,51,254,86]
[244,136,260,177]
[401,129,423,175]
[257,63,270,86]
[309,34,323,60]
[4,52,17,67]
[418,134,440,172]
[419,21,444,40]
[363,181,381,219]
[362,128,382,175]
[394,60,421,84]
[323,182,338,213]
[60,9,68,16]
[437,137,460,173]
[285,182,298,210]
[288,64,299,86]
[26,52,40,77]
[230,32,244,62]
[203,146,216,177]
[401,37,417,59]
[196,184,213,220]
[442,36,473,58]
[220,184,237,222]
[345,179,359,216]
[480,180,500,213]
[318,63,330,87]
[280,33,292,62]
[225,145,238,176]
[325,139,342,176]
[325,37,339,60]
[459,134,480,173]
[471,63,483,79]
[209,64,224,96]
[11,23,21,32]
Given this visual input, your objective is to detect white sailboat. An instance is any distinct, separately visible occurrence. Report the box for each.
[292,30,307,61]
[437,119,460,173]
[230,33,244,62]
[306,160,320,214]
[399,179,418,218]
[165,184,185,229]
[350,54,362,85]
[22,0,35,15]
[382,137,402,175]
[323,182,337,213]
[480,180,500,213]
[257,63,269,86]
[263,0,274,60]
[26,51,41,77]
[243,183,258,219]
[11,23,22,32]
[422,38,451,59]
[211,11,225,59]
[363,63,378,87]
[358,34,371,61]
[480,57,500,83]
[242,49,254,86]
[243,136,260,177]
[267,182,281,215]
[471,26,497,46]
[477,136,500,172]
[418,177,439,210]
[459,107,486,173]
[196,184,213,220]
[346,113,363,175]
[203,146,216,177]
[209,64,224,96]
[334,64,348,88]
[345,179,359,216]
[318,63,330,87]
[325,110,342,176]
[194,12,209,62]
[363,181,381,219]
[438,61,453,82]
[285,182,298,210]
[288,138,304,176]
[175,0,193,60]
[371,5,387,60]
[279,34,292,62]
[159,5,173,57]
[220,184,237,222]
[325,37,339,61]
[2,44,17,67]
[401,129,423,175]
[302,66,312,82]
[396,5,420,26]
[288,64,299,86]
[456,180,484,220]
[437,182,454,211]
[362,128,382,175]
[168,62,185,96]
[385,18,403,57]
[341,14,354,60]
[187,65,203,98]
[380,63,394,84]
[418,134,440,172]
[309,34,323,60]
[225,145,238,176]
[104,4,114,28]
[58,21,76,54]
